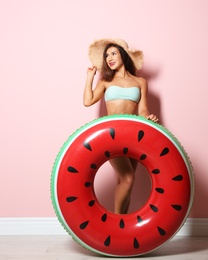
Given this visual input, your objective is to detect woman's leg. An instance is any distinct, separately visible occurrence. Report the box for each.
[109,157,137,214]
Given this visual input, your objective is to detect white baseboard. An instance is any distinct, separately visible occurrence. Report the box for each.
[0,217,67,236]
[0,217,207,236]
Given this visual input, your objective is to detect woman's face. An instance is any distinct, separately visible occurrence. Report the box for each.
[105,46,123,70]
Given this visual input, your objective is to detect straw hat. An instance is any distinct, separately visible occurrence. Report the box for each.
[88,38,143,71]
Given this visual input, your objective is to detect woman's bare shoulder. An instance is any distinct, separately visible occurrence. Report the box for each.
[133,76,147,88]
[96,79,108,90]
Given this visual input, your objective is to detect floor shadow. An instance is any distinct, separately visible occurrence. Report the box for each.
[67,237,208,258]
[145,237,208,257]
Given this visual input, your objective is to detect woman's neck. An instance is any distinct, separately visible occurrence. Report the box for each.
[114,68,130,79]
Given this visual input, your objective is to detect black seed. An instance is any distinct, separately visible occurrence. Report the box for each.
[66,196,77,202]
[138,130,144,141]
[171,204,182,211]
[85,182,91,187]
[140,154,147,160]
[104,235,111,247]
[109,128,115,139]
[123,147,128,154]
[155,188,164,194]
[101,213,107,222]
[172,175,183,181]
[137,216,143,223]
[150,204,158,212]
[67,166,78,173]
[157,226,166,236]
[119,219,125,229]
[90,164,97,169]
[83,141,92,151]
[88,200,95,207]
[80,221,89,230]
[152,169,160,174]
[160,147,169,156]
[133,238,140,249]
[105,151,110,158]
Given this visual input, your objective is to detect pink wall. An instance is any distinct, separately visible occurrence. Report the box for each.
[0,0,207,217]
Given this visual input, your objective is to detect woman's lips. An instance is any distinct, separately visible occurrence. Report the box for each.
[109,62,116,67]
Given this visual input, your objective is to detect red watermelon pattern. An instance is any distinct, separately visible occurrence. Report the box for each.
[51,115,194,257]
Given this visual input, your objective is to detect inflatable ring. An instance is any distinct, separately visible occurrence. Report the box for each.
[51,115,194,257]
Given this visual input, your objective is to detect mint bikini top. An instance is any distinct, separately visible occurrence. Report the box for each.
[104,86,140,103]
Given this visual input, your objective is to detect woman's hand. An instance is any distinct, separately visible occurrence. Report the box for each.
[87,66,97,78]
[147,114,159,123]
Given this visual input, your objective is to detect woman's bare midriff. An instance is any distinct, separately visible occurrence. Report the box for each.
[106,99,138,115]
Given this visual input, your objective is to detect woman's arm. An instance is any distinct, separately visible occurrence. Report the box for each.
[137,77,159,123]
[83,66,105,107]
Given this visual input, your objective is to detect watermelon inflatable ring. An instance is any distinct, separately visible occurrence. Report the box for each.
[51,115,194,257]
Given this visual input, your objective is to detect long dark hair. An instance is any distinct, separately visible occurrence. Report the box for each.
[100,43,137,82]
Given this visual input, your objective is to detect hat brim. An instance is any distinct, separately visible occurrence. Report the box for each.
[88,38,143,71]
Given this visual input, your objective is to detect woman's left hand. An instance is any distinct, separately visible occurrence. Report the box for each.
[147,114,159,123]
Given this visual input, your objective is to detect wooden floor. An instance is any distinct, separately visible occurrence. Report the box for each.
[0,236,207,260]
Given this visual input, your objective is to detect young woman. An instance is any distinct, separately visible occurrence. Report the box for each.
[83,38,158,214]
